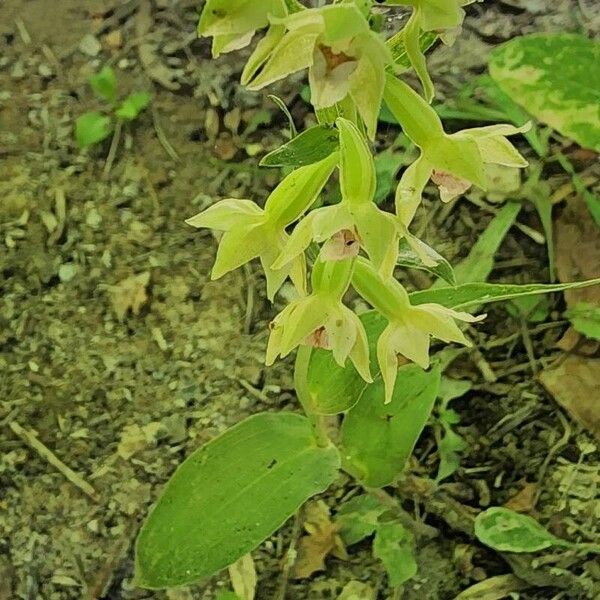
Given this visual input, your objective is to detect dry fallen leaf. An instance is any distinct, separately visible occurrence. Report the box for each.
[291,500,348,579]
[503,481,538,513]
[337,580,376,600]
[228,553,256,600]
[117,422,162,460]
[539,356,600,441]
[555,195,600,309]
[109,271,151,321]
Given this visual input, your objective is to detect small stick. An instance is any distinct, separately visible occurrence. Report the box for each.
[275,510,303,600]
[9,421,98,501]
[151,105,181,162]
[103,119,122,178]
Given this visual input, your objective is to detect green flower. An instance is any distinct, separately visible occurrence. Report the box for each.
[186,153,338,300]
[352,258,483,403]
[244,3,391,139]
[384,74,528,226]
[266,258,372,382]
[198,0,287,57]
[273,118,399,276]
[385,0,471,100]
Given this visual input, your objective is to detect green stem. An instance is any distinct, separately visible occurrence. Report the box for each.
[294,345,330,448]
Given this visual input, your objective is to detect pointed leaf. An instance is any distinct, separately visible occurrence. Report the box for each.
[475,507,569,553]
[75,112,112,148]
[341,364,441,487]
[135,412,340,589]
[373,522,417,587]
[397,237,456,286]
[260,125,338,168]
[410,279,600,311]
[336,494,388,545]
[89,66,117,104]
[115,92,151,121]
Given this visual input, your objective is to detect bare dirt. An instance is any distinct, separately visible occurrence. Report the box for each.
[1,1,598,599]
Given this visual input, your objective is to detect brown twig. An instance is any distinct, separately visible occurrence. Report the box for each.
[8,421,98,501]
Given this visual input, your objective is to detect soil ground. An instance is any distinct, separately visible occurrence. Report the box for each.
[1,1,599,599]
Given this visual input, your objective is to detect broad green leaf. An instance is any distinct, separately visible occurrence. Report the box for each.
[436,427,466,482]
[260,124,338,168]
[336,494,388,545]
[341,364,441,487]
[216,592,240,600]
[89,65,117,104]
[438,377,472,405]
[75,112,112,148]
[410,279,600,311]
[435,377,471,482]
[115,92,151,121]
[506,294,550,323]
[489,34,600,152]
[308,312,384,415]
[134,412,340,589]
[565,303,600,341]
[430,201,521,288]
[373,522,417,587]
[474,507,569,553]
[397,237,456,286]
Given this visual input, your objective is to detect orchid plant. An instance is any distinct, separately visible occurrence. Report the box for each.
[133,0,542,592]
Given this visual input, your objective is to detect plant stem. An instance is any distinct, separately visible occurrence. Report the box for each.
[294,345,330,448]
[103,119,122,177]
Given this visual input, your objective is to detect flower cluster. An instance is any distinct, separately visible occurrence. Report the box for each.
[191,0,528,403]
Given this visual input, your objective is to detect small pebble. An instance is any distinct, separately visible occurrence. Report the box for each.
[78,34,101,57]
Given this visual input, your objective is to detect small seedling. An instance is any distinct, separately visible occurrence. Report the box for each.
[75,65,151,149]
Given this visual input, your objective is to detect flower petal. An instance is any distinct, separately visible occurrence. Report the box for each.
[264,152,338,226]
[211,223,267,279]
[348,34,389,139]
[346,309,373,383]
[273,204,353,269]
[352,204,399,277]
[279,297,330,357]
[427,135,487,190]
[245,24,321,90]
[395,155,433,226]
[320,229,360,262]
[186,199,264,231]
[309,47,356,109]
[403,8,435,102]
[326,305,358,368]
[241,25,286,84]
[337,117,376,205]
[211,30,254,57]
[430,169,472,203]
